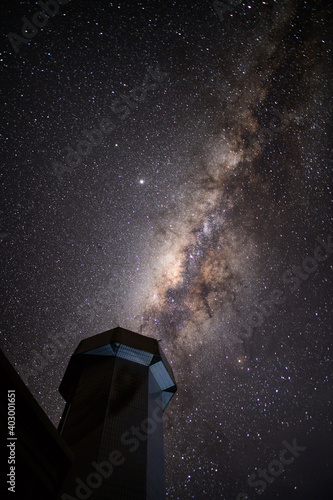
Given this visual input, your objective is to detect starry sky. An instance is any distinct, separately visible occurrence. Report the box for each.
[1,0,332,498]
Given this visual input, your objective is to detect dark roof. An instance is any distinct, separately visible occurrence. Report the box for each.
[59,326,177,408]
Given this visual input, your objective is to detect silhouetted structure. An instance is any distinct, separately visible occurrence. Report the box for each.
[0,349,72,500]
[58,327,177,500]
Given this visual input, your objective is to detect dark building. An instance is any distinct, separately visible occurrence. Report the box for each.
[58,327,177,500]
[0,349,73,500]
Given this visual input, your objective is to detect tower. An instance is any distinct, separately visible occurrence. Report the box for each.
[58,327,177,500]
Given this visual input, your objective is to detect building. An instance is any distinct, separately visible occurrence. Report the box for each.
[0,349,72,500]
[58,326,177,500]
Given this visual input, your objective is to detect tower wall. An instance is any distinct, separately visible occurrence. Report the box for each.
[58,328,176,500]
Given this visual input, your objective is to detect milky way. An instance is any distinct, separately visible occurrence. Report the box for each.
[132,0,331,370]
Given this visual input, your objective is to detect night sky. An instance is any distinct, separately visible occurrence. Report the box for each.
[1,0,332,498]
